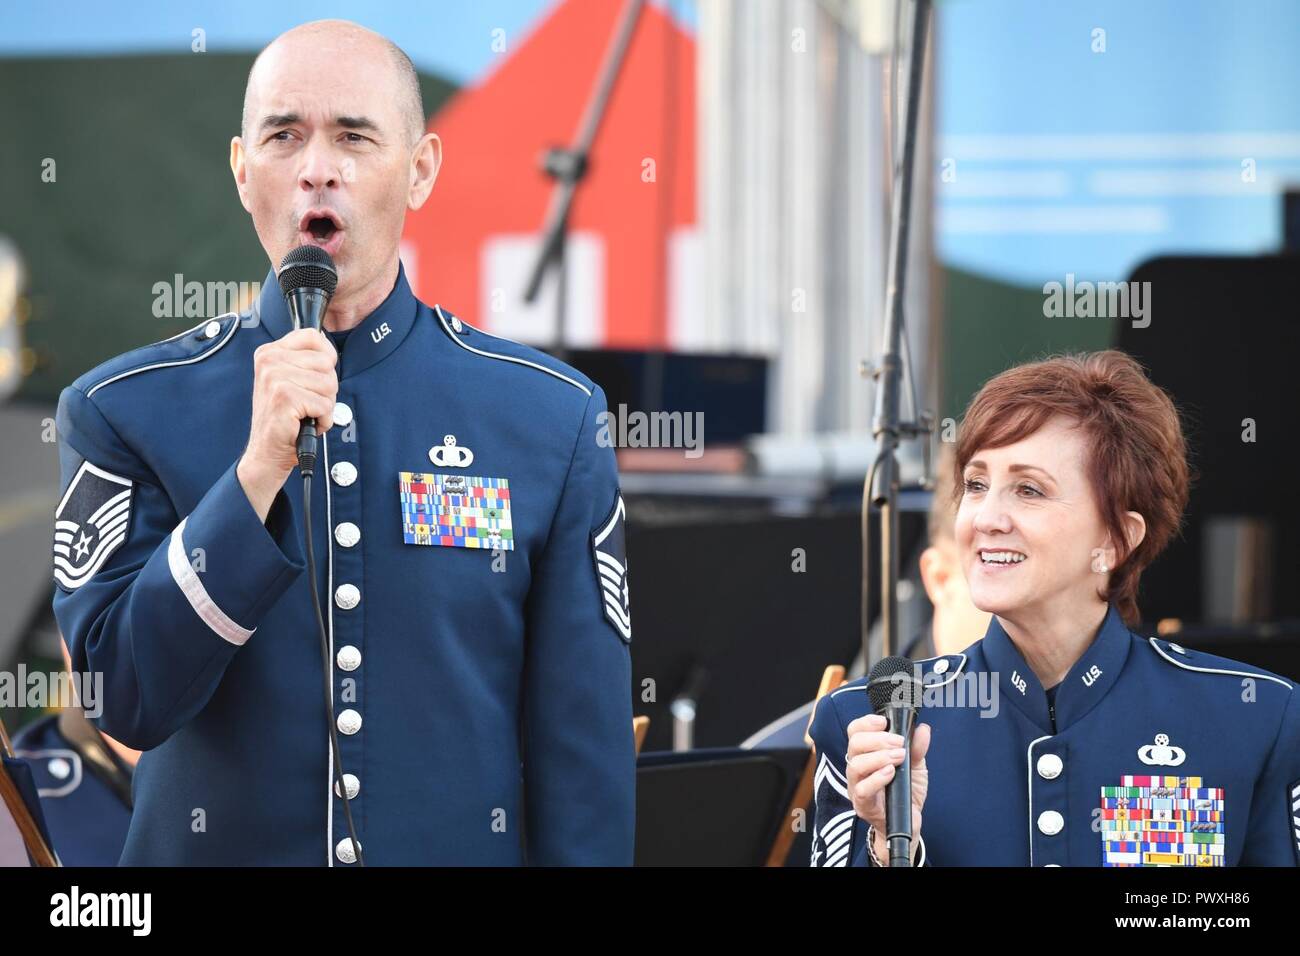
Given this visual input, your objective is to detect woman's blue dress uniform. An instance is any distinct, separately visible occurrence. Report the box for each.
[810,603,1300,866]
[50,264,635,865]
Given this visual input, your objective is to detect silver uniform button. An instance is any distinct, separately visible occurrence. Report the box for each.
[335,837,362,864]
[333,401,354,428]
[336,709,362,735]
[1044,863,1061,867]
[451,316,463,332]
[932,659,949,675]
[334,583,360,610]
[202,320,222,340]
[1037,810,1064,835]
[1170,643,1186,655]
[48,757,72,780]
[335,773,360,800]
[334,522,361,548]
[1037,753,1063,779]
[330,461,357,486]
[336,645,361,671]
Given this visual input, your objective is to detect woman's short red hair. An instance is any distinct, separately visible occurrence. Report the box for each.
[953,350,1190,626]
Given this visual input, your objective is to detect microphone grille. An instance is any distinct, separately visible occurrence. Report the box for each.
[867,655,922,713]
[277,245,338,296]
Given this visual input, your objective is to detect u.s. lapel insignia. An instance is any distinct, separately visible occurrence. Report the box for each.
[1138,733,1186,767]
[429,435,474,468]
[1100,776,1224,866]
[399,471,512,550]
[53,461,134,591]
[591,493,631,643]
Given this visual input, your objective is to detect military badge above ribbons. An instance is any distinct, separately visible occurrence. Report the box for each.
[399,472,513,550]
[53,461,134,591]
[591,493,631,643]
[1100,776,1225,866]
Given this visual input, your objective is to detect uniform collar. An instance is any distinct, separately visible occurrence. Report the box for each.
[981,602,1131,733]
[252,260,420,380]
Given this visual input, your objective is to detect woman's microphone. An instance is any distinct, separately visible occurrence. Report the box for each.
[868,656,922,867]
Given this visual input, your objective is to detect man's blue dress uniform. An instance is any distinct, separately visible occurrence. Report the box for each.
[810,603,1300,866]
[11,712,133,867]
[50,263,635,865]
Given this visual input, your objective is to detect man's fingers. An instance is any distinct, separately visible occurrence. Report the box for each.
[264,345,338,375]
[277,368,338,399]
[271,382,335,426]
[280,327,338,354]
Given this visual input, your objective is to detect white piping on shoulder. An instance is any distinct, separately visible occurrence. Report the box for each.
[1147,638,1292,690]
[87,314,239,398]
[828,654,969,698]
[167,517,255,646]
[830,684,868,700]
[914,653,969,689]
[160,312,236,344]
[433,305,592,397]
[14,749,83,798]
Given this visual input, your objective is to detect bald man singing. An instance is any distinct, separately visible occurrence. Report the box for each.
[51,20,635,866]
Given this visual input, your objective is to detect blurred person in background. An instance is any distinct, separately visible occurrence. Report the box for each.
[10,640,136,866]
[742,444,991,751]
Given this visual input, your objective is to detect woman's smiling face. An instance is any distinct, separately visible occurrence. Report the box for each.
[955,415,1115,620]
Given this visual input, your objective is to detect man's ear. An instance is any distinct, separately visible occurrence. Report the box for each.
[408,132,442,211]
[230,137,252,214]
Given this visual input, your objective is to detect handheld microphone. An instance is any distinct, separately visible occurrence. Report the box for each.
[277,245,338,476]
[867,655,921,867]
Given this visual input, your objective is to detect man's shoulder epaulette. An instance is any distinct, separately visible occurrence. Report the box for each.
[432,304,595,398]
[72,313,242,399]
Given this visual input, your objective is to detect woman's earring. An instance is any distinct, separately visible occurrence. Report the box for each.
[1098,563,1109,573]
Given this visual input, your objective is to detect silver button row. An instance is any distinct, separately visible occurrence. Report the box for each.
[335,837,362,864]
[1037,809,1064,836]
[335,773,360,800]
[336,709,362,735]
[1036,753,1063,779]
[335,584,360,610]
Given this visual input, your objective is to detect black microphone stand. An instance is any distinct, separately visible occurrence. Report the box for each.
[521,0,646,364]
[863,0,934,699]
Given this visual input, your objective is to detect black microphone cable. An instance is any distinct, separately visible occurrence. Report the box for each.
[301,462,364,867]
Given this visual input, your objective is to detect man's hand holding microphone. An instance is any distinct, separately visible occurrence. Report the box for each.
[236,329,338,522]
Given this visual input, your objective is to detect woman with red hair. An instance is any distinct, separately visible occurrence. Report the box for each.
[810,350,1300,867]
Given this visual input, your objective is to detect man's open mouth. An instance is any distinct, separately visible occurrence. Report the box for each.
[299,209,345,246]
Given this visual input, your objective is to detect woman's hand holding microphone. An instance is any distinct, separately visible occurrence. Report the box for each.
[844,714,932,866]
